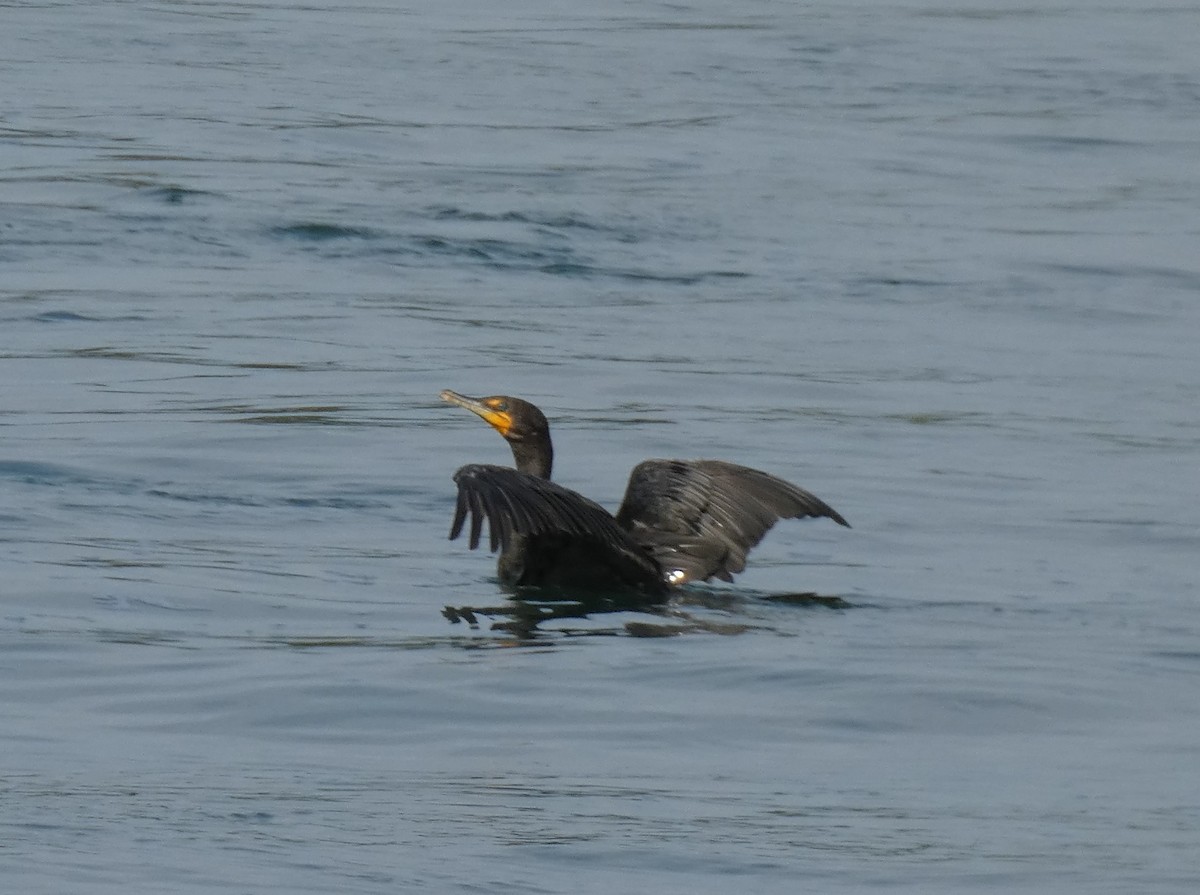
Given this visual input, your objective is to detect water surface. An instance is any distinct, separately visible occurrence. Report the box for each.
[3,2,1199,892]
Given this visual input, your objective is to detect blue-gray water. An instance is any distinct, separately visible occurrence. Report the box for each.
[4,2,1199,892]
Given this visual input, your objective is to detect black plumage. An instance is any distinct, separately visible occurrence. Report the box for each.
[440,390,848,597]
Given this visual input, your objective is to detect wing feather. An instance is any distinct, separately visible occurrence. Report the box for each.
[614,459,849,585]
[450,487,469,542]
[467,486,486,550]
[449,463,645,558]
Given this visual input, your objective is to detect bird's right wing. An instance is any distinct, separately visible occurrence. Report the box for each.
[449,464,644,557]
[614,459,849,585]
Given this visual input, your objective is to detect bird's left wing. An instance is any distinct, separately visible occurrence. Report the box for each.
[614,459,849,585]
[449,463,643,557]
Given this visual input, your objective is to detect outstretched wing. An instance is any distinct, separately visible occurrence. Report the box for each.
[614,459,849,585]
[449,463,645,557]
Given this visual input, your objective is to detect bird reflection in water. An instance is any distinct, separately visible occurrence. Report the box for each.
[439,390,850,637]
[442,589,850,639]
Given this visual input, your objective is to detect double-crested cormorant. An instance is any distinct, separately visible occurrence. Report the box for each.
[441,390,849,598]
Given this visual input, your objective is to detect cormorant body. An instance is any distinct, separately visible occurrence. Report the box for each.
[441,390,848,598]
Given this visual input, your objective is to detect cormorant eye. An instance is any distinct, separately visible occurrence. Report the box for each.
[491,400,509,412]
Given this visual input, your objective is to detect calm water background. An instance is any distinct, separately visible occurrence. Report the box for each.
[3,1,1199,892]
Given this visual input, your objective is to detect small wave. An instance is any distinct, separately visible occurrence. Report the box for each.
[141,185,213,205]
[270,222,381,241]
[0,460,106,489]
[31,310,97,323]
[538,262,747,283]
[145,489,265,508]
[264,213,747,284]
[145,488,386,510]
[426,205,622,235]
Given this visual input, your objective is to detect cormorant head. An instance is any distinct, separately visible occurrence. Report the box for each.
[440,390,550,445]
[441,389,554,478]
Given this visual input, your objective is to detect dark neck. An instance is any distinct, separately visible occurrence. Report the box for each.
[510,436,553,479]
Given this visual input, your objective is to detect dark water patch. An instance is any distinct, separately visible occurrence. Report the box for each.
[94,630,192,648]
[426,205,624,236]
[250,634,506,651]
[915,7,1048,20]
[274,226,587,273]
[282,496,390,510]
[761,592,851,608]
[1083,430,1200,452]
[622,114,730,128]
[561,351,696,368]
[625,618,752,636]
[0,460,78,485]
[401,311,555,333]
[18,627,530,653]
[145,486,385,511]
[887,410,989,426]
[3,290,151,322]
[230,412,348,425]
[93,595,210,614]
[1032,261,1200,292]
[999,134,1143,153]
[1065,516,1165,527]
[874,367,996,385]
[31,310,96,323]
[271,222,381,241]
[267,217,746,284]
[60,347,335,372]
[106,152,225,163]
[87,177,218,203]
[676,585,855,613]
[0,124,95,143]
[268,112,402,130]
[709,402,1000,430]
[78,558,167,569]
[142,184,210,205]
[230,361,337,371]
[182,401,389,425]
[66,346,203,365]
[538,262,747,283]
[146,488,267,508]
[557,413,677,428]
[1153,651,1200,667]
[417,235,729,283]
[0,460,133,493]
[413,233,577,268]
[846,275,959,299]
[622,20,770,32]
[423,203,700,250]
[18,308,153,326]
